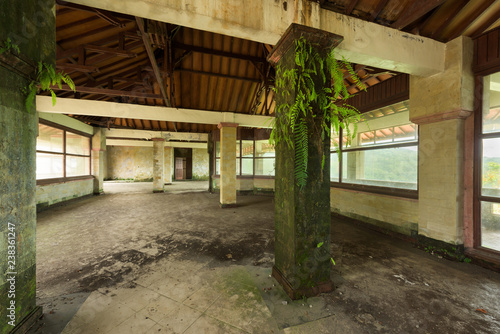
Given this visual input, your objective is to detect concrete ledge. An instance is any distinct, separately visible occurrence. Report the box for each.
[153,190,164,193]
[272,266,333,300]
[11,306,43,334]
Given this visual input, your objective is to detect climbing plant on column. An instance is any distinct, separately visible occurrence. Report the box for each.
[271,36,366,188]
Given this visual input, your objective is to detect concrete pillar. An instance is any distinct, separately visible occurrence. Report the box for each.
[410,36,474,245]
[92,128,106,194]
[268,24,342,299]
[218,122,238,207]
[164,146,173,184]
[0,0,55,331]
[152,138,165,192]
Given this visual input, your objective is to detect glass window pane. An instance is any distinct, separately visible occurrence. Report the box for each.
[394,124,417,141]
[481,201,500,251]
[242,158,253,175]
[66,132,90,156]
[36,153,64,179]
[255,140,275,157]
[342,146,418,189]
[482,138,500,197]
[483,73,500,134]
[37,124,63,153]
[215,142,221,158]
[359,131,375,146]
[236,140,241,157]
[66,156,90,177]
[255,158,275,176]
[215,158,220,175]
[241,140,254,158]
[330,152,339,182]
[236,158,240,175]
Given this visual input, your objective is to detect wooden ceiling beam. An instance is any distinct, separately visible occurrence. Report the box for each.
[345,0,360,15]
[51,84,163,100]
[392,0,447,30]
[57,44,137,60]
[370,0,390,22]
[173,42,267,63]
[470,6,500,38]
[174,68,261,83]
[429,0,470,39]
[56,63,99,73]
[446,0,495,41]
[58,16,101,32]
[136,17,172,107]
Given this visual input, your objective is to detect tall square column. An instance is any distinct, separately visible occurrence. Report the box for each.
[218,122,238,207]
[268,24,343,299]
[92,128,106,194]
[152,138,165,193]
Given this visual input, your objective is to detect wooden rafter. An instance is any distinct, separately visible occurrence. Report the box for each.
[370,0,390,22]
[392,0,447,30]
[136,17,172,107]
[173,42,267,63]
[446,0,495,41]
[52,84,163,100]
[345,0,359,15]
[429,0,470,39]
[470,6,500,38]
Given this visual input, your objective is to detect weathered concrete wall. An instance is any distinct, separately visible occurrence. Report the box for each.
[192,148,209,180]
[418,119,465,244]
[152,139,165,192]
[409,36,473,245]
[92,128,106,194]
[106,146,154,181]
[36,179,93,208]
[0,0,55,332]
[330,188,419,236]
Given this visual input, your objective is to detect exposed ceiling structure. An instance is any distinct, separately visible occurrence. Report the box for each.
[320,0,500,43]
[50,0,500,135]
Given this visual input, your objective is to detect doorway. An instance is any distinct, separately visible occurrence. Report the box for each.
[174,148,193,180]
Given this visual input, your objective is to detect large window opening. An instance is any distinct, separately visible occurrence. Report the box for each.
[214,130,275,177]
[36,122,91,182]
[331,101,418,198]
[479,72,500,252]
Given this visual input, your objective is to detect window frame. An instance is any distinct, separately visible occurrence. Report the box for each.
[330,105,419,199]
[474,72,500,254]
[36,120,93,185]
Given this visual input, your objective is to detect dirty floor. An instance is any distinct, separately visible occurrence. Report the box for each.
[29,183,500,333]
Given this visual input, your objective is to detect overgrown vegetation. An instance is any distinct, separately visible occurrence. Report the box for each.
[24,61,75,112]
[271,36,365,188]
[0,38,75,112]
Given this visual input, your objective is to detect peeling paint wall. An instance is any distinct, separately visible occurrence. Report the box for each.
[36,179,93,209]
[192,148,209,180]
[106,146,154,181]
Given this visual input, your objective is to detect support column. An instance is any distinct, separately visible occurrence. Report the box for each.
[410,36,474,246]
[268,24,342,299]
[218,122,238,207]
[92,128,106,194]
[164,146,173,185]
[152,138,165,193]
[0,0,55,331]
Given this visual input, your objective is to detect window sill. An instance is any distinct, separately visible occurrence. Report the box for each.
[331,182,418,199]
[36,175,94,186]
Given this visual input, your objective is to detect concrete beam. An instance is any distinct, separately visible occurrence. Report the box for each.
[105,128,208,142]
[66,0,445,76]
[39,112,94,135]
[36,96,272,128]
[106,139,207,149]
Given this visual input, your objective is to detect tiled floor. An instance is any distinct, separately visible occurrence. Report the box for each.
[62,260,283,334]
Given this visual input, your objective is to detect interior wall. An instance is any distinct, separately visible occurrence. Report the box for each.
[192,148,209,180]
[212,177,275,192]
[331,188,419,236]
[106,146,154,181]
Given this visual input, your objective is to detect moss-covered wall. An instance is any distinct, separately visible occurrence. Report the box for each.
[0,1,55,332]
[36,179,93,209]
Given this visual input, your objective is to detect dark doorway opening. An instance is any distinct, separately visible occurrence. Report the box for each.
[174,148,193,180]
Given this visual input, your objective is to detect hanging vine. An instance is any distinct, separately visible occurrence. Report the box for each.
[271,36,366,188]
